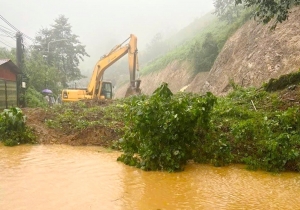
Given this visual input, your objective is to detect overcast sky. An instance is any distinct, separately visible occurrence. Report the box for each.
[1,0,214,70]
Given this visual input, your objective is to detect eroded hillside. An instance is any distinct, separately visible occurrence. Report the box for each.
[115,61,209,97]
[187,7,300,95]
[116,7,300,97]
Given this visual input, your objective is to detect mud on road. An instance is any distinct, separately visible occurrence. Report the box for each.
[22,107,121,147]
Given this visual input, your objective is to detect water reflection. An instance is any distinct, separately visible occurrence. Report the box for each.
[0,144,300,210]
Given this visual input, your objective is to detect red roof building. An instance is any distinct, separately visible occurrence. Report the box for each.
[0,59,20,109]
[0,59,20,81]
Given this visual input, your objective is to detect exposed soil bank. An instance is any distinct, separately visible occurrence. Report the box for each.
[22,107,120,147]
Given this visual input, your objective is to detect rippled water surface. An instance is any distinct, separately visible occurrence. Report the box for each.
[1,144,300,210]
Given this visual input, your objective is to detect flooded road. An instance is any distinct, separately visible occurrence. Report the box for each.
[1,144,300,210]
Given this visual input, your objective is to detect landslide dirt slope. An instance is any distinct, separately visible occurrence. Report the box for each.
[187,7,300,95]
[115,7,299,97]
[114,61,209,98]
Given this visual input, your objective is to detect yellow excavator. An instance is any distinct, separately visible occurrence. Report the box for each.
[61,34,141,102]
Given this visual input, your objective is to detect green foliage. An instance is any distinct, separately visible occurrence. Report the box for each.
[214,0,245,24]
[24,87,48,108]
[115,82,300,172]
[244,131,300,172]
[0,47,16,62]
[32,77,300,173]
[33,15,89,87]
[44,101,125,137]
[210,86,300,172]
[0,107,36,146]
[141,9,251,76]
[11,15,90,105]
[117,83,217,172]
[24,51,62,95]
[234,0,300,29]
[264,70,300,92]
[189,33,219,73]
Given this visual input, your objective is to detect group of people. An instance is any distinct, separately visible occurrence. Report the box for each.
[44,94,61,106]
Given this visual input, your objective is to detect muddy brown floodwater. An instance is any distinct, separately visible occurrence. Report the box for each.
[1,144,300,210]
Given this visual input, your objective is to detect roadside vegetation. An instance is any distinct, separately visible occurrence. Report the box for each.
[116,76,300,172]
[0,107,36,146]
[1,72,299,174]
[25,72,300,173]
[44,100,125,139]
[117,83,217,172]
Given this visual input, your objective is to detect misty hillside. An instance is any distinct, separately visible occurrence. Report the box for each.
[102,12,217,89]
[115,7,300,98]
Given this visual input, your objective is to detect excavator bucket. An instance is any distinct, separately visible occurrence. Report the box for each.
[125,79,141,97]
[125,86,141,97]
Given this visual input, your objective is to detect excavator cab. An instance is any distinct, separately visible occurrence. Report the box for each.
[100,81,113,99]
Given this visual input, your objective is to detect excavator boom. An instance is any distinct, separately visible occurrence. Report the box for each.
[62,34,141,102]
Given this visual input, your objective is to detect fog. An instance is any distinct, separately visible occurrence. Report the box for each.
[1,0,214,71]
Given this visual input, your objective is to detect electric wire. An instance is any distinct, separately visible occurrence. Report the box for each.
[0,30,15,40]
[23,34,35,42]
[0,24,15,32]
[0,28,15,39]
[0,33,14,38]
[0,15,18,32]
[0,27,15,35]
[0,39,14,48]
[0,15,35,42]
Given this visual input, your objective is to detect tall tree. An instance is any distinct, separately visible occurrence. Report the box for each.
[213,0,245,23]
[24,51,61,93]
[34,15,89,87]
[190,33,219,73]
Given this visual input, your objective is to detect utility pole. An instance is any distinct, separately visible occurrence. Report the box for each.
[16,32,26,107]
[45,39,67,89]
[16,32,24,70]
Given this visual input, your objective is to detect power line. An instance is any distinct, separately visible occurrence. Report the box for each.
[0,36,15,47]
[0,15,35,42]
[0,26,15,35]
[0,28,15,36]
[0,25,14,33]
[23,34,35,42]
[0,15,18,32]
[0,33,14,38]
[0,29,15,40]
[0,39,14,48]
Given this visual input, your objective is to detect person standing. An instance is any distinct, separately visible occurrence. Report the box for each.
[44,94,50,105]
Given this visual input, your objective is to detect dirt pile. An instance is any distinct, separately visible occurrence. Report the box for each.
[22,107,119,146]
[22,108,60,144]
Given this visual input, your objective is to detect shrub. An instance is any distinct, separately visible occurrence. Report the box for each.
[264,70,300,92]
[0,107,36,146]
[117,83,217,172]
[25,87,47,107]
